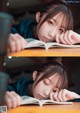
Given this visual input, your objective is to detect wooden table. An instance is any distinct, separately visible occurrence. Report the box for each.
[7,48,80,57]
[8,102,80,113]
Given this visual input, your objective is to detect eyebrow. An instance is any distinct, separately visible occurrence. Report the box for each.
[51,18,57,24]
[48,76,62,87]
[47,78,51,82]
[60,26,66,30]
[48,78,53,84]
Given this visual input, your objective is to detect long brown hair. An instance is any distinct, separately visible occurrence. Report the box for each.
[39,1,73,30]
[35,62,68,90]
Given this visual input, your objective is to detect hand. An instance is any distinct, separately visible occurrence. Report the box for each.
[55,30,80,45]
[5,91,22,109]
[50,89,80,102]
[8,33,28,52]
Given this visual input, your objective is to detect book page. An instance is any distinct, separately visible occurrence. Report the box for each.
[25,38,45,48]
[39,99,73,106]
[25,38,80,49]
[20,96,73,106]
[21,96,41,106]
[45,42,80,49]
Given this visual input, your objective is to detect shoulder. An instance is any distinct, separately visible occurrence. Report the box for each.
[20,19,36,27]
[17,76,33,84]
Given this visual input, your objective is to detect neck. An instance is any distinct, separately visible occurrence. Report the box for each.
[34,26,38,39]
[29,84,33,97]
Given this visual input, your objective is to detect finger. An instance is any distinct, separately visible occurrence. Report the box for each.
[61,89,69,101]
[58,33,67,44]
[13,34,23,52]
[13,93,22,106]
[8,34,22,52]
[11,97,18,108]
[15,34,27,51]
[67,30,74,44]
[58,90,64,102]
[20,37,28,50]
[15,39,22,52]
[68,30,80,44]
[6,98,13,109]
[55,34,60,43]
[9,91,20,108]
[59,89,74,101]
[64,31,72,45]
[8,34,20,52]
[53,91,60,101]
[65,90,80,100]
[11,92,22,108]
[5,91,20,108]
[50,92,55,101]
[8,38,16,52]
[5,91,14,108]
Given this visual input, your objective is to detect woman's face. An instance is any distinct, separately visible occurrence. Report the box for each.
[32,73,62,100]
[36,12,67,42]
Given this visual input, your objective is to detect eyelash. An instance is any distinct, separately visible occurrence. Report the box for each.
[53,87,59,92]
[48,20,53,25]
[43,79,50,85]
[48,20,65,33]
[59,29,64,33]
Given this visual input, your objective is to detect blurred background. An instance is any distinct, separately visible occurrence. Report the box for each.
[0,0,80,103]
[0,57,80,95]
[5,0,80,33]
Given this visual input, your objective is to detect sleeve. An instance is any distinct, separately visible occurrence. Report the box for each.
[11,19,29,39]
[7,77,29,96]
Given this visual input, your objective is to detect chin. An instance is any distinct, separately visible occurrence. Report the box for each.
[35,96,39,100]
[33,94,37,99]
[38,36,43,41]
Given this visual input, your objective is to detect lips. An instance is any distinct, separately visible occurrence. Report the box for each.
[41,36,50,42]
[44,37,50,42]
[37,94,45,100]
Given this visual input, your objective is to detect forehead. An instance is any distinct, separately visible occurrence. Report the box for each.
[51,12,68,29]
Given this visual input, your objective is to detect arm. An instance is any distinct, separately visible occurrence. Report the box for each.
[55,30,80,45]
[50,89,80,102]
[5,91,22,109]
[8,19,34,52]
[7,77,30,96]
[8,33,27,52]
[8,18,36,52]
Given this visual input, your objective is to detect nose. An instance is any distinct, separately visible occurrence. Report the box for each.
[44,87,52,97]
[48,28,58,40]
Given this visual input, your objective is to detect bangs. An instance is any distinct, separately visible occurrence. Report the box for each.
[60,14,69,31]
[57,73,68,90]
[60,11,73,31]
[35,62,68,88]
[40,4,73,30]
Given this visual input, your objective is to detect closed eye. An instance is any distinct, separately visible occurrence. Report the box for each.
[47,20,54,26]
[43,78,51,85]
[53,87,59,92]
[59,29,65,34]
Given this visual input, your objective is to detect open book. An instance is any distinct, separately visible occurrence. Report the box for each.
[20,96,73,107]
[25,38,80,50]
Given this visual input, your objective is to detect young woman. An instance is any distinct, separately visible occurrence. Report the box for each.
[5,62,80,108]
[7,1,80,52]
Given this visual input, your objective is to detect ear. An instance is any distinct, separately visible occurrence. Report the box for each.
[36,12,41,23]
[32,71,38,81]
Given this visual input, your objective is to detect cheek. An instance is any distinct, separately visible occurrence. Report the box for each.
[33,84,40,94]
[33,82,44,93]
[38,23,49,34]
